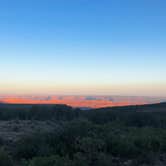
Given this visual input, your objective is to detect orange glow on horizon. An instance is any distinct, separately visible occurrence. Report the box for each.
[0,96,147,108]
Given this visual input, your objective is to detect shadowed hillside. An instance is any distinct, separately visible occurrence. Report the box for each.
[0,103,166,166]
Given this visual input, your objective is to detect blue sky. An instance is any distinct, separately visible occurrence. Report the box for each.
[0,0,166,96]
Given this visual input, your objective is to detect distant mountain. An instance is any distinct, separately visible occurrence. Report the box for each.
[0,95,165,108]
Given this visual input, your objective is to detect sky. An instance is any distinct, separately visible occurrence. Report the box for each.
[0,0,166,96]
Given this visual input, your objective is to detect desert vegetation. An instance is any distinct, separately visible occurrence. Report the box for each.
[0,103,166,166]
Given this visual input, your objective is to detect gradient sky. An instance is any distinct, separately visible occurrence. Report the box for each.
[0,0,166,96]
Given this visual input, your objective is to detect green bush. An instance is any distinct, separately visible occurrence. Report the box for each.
[14,133,54,159]
[28,155,72,166]
[0,148,13,166]
[134,135,161,153]
[132,152,157,166]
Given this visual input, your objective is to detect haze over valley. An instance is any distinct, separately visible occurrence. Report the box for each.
[0,95,165,108]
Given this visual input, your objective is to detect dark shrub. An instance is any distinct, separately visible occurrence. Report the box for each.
[28,155,72,166]
[0,148,13,166]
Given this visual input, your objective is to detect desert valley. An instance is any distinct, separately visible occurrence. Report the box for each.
[0,95,165,108]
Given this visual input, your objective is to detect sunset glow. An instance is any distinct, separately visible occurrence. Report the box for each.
[1,95,165,108]
[0,0,166,104]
